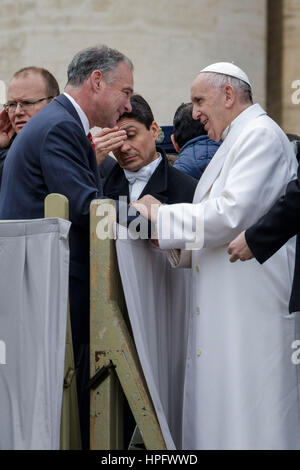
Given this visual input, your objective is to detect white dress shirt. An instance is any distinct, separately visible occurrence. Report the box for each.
[63,92,90,136]
[124,154,162,201]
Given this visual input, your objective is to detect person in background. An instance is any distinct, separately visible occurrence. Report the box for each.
[172,102,220,180]
[0,66,60,186]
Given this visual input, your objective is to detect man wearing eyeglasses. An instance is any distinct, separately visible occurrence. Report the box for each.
[0,66,59,185]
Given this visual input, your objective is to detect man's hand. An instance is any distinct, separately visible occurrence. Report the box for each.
[130,194,162,224]
[227,230,254,262]
[93,127,127,165]
[0,109,15,149]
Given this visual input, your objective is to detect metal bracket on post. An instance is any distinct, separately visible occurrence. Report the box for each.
[87,361,116,390]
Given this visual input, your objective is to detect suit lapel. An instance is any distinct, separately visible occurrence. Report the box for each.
[103,166,130,201]
[55,94,85,130]
[193,104,267,202]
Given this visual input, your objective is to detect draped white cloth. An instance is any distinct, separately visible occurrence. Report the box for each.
[116,226,191,449]
[0,218,70,450]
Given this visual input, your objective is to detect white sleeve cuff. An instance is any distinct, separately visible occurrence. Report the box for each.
[157,202,204,250]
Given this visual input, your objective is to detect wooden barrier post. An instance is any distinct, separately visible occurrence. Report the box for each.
[90,198,166,450]
[44,193,81,450]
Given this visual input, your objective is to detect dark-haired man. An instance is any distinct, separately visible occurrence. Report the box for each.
[172,102,220,180]
[0,66,60,185]
[104,94,197,204]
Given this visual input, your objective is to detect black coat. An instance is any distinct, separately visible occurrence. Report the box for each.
[103,148,198,204]
[246,164,300,313]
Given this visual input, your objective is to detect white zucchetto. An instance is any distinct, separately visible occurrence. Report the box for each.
[200,62,251,87]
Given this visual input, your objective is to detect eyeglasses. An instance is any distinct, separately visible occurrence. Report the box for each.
[4,96,53,113]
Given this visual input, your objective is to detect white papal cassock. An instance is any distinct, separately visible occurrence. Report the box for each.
[158,104,300,450]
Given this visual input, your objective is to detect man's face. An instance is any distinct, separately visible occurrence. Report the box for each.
[191,74,227,142]
[113,118,159,172]
[97,62,134,128]
[7,72,51,134]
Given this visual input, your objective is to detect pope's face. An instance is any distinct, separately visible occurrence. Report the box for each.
[191,74,227,142]
[96,62,134,128]
[113,118,159,172]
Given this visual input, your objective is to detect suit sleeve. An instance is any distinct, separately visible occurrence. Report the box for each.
[246,168,300,263]
[40,121,102,229]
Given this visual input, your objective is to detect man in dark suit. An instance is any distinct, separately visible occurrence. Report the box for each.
[104,94,198,205]
[0,44,134,448]
[227,165,300,314]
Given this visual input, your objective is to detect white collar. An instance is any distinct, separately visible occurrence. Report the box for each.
[221,104,258,141]
[221,123,231,141]
[123,154,162,183]
[63,92,90,135]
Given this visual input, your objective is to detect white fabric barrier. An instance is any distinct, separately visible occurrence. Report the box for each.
[0,218,70,450]
[116,227,191,450]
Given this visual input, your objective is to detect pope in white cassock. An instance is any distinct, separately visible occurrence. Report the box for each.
[132,62,300,450]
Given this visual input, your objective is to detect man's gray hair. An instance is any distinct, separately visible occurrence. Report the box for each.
[66,45,133,87]
[202,72,253,104]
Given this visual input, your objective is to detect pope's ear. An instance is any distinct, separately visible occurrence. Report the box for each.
[224,84,235,108]
[150,121,160,140]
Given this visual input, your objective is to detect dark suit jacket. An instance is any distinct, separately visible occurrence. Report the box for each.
[103,148,198,204]
[0,94,103,346]
[246,164,300,313]
[98,155,116,183]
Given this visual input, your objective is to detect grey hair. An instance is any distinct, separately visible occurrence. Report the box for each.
[66,45,133,87]
[201,72,253,104]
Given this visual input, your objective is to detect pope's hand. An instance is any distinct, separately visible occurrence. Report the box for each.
[227,231,254,262]
[93,127,127,166]
[0,109,15,149]
[130,195,162,224]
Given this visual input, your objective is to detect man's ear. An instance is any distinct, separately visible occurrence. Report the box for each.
[171,134,180,153]
[89,69,104,92]
[224,84,235,109]
[150,121,160,140]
